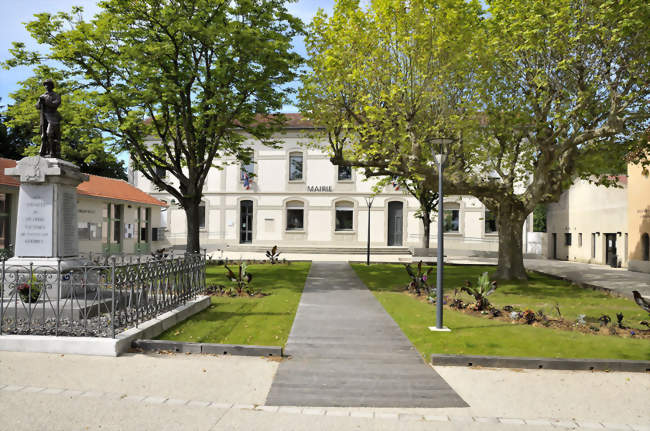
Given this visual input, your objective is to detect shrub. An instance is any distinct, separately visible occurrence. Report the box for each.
[404,261,434,296]
[460,272,497,311]
[224,262,256,296]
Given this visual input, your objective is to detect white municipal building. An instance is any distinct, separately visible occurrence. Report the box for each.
[130,114,535,257]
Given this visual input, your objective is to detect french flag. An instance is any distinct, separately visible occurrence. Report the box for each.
[243,172,251,190]
[392,177,400,191]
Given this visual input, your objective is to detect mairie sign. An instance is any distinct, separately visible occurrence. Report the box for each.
[307,185,332,192]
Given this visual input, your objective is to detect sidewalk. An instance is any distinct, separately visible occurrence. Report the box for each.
[1,351,648,430]
[265,261,466,408]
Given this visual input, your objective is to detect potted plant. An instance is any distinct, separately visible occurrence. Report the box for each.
[16,276,42,303]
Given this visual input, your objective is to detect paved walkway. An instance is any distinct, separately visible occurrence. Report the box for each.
[1,351,648,430]
[445,257,650,298]
[265,262,467,408]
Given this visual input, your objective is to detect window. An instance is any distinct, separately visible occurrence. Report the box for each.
[443,209,459,233]
[337,165,351,181]
[578,233,582,247]
[286,201,304,230]
[155,166,166,179]
[103,203,123,252]
[565,233,572,246]
[335,201,354,231]
[241,154,254,180]
[198,203,206,229]
[0,194,11,249]
[591,233,596,258]
[138,207,151,243]
[642,233,649,261]
[484,210,497,234]
[289,152,303,181]
[78,222,90,240]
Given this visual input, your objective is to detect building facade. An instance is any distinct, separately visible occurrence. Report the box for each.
[0,158,168,256]
[627,161,650,273]
[131,116,534,256]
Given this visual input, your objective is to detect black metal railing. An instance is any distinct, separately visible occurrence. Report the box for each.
[0,252,206,338]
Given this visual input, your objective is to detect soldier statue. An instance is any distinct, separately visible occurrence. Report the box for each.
[35,78,62,159]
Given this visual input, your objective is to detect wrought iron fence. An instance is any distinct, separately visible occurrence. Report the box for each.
[0,252,206,338]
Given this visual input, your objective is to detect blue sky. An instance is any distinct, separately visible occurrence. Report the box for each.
[0,0,335,108]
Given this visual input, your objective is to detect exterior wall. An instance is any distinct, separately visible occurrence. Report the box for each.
[627,162,650,273]
[546,179,628,266]
[0,187,166,256]
[135,130,534,254]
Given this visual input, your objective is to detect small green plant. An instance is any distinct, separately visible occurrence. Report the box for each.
[404,261,434,296]
[461,272,497,311]
[224,262,255,295]
[265,245,281,264]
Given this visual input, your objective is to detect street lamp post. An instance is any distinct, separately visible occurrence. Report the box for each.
[365,196,374,266]
[429,138,454,332]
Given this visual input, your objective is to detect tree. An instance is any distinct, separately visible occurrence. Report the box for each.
[2,68,127,179]
[0,98,33,160]
[5,0,303,253]
[300,0,649,280]
[457,0,649,278]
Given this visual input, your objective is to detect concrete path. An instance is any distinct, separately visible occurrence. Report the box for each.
[1,351,649,430]
[265,262,467,408]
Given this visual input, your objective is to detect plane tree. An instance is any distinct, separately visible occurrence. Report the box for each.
[300,0,649,279]
[4,0,303,252]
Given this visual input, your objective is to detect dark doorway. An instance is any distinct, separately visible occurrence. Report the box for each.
[240,200,253,244]
[387,201,403,246]
[552,233,557,259]
[605,233,617,267]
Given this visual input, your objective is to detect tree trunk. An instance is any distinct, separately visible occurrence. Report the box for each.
[184,201,201,254]
[421,213,431,248]
[494,210,528,280]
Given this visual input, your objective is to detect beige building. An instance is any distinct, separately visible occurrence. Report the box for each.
[627,161,650,273]
[546,178,629,267]
[0,158,168,256]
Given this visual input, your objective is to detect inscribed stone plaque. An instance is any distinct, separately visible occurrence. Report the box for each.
[60,189,78,256]
[15,183,54,257]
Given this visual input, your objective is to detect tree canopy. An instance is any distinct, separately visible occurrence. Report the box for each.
[300,0,649,279]
[5,0,304,252]
[1,67,127,179]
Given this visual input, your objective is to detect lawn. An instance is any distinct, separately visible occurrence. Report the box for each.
[352,263,650,361]
[157,262,311,346]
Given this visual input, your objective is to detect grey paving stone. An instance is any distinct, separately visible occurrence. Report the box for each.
[474,417,500,424]
[399,414,424,421]
[265,262,467,408]
[424,415,450,422]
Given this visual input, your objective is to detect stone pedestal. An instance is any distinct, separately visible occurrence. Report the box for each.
[4,156,90,284]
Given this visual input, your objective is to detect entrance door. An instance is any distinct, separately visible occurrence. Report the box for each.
[605,233,617,267]
[240,200,253,244]
[552,233,557,259]
[387,202,403,246]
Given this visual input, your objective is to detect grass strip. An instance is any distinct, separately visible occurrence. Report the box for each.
[157,262,311,346]
[352,263,650,361]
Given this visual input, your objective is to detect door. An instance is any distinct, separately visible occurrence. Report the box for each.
[552,233,557,259]
[605,233,617,267]
[387,201,403,246]
[240,200,253,244]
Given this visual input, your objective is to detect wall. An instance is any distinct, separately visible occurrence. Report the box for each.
[546,179,628,266]
[627,162,650,273]
[135,130,534,254]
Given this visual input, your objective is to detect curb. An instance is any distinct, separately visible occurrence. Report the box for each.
[431,354,650,373]
[132,339,283,357]
[0,295,211,357]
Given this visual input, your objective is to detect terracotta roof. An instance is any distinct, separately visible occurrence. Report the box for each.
[0,158,166,207]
